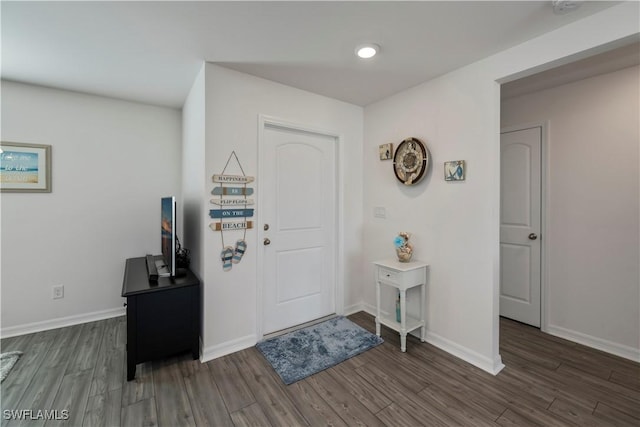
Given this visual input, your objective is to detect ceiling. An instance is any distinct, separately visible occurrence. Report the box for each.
[502,40,640,99]
[1,1,623,109]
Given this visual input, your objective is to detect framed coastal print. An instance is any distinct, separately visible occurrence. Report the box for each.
[444,160,465,181]
[0,142,52,192]
[379,143,393,160]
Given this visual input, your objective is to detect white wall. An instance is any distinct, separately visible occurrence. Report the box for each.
[362,2,639,373]
[182,65,206,280]
[198,64,363,359]
[1,81,182,335]
[364,63,503,373]
[502,66,640,359]
[182,65,207,347]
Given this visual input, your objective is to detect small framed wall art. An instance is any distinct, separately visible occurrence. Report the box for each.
[444,160,465,182]
[379,143,393,160]
[0,141,52,192]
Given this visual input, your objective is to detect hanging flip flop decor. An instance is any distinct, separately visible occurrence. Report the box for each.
[221,246,234,272]
[232,239,247,264]
[210,151,254,271]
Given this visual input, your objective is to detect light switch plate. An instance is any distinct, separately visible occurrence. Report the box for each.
[374,207,386,218]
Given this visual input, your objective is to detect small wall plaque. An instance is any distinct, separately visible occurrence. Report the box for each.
[210,198,254,206]
[210,221,254,231]
[212,174,255,184]
[379,143,393,160]
[211,186,254,196]
[444,160,466,181]
[210,150,253,272]
[210,209,255,219]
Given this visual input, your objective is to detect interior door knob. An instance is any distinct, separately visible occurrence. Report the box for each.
[263,238,271,246]
[528,233,538,240]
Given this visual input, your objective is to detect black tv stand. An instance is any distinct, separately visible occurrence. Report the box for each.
[122,256,200,380]
[174,267,188,278]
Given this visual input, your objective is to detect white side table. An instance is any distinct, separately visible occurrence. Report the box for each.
[373,258,428,352]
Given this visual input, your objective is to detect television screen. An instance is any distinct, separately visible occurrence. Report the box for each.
[160,196,176,277]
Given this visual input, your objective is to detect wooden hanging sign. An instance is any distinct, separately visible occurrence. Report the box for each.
[212,174,255,184]
[210,221,253,231]
[211,187,254,196]
[210,198,254,206]
[209,209,254,219]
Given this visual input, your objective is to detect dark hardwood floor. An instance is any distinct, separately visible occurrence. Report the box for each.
[1,312,638,426]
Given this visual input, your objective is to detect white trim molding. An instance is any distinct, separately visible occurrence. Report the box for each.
[201,334,257,363]
[547,324,640,363]
[1,307,125,339]
[343,302,367,317]
[426,330,505,376]
[361,305,504,375]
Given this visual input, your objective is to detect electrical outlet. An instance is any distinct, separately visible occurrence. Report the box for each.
[52,285,64,299]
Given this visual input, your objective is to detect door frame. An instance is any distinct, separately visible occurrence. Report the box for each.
[256,114,344,339]
[500,121,550,333]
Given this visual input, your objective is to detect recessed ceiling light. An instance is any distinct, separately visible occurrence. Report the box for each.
[356,43,379,59]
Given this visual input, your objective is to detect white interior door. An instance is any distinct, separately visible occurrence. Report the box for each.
[500,126,542,327]
[261,124,336,334]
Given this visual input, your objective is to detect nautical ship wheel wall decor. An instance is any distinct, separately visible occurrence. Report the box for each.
[393,137,430,185]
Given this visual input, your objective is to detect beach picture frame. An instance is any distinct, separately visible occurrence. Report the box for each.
[0,142,52,192]
[444,160,465,181]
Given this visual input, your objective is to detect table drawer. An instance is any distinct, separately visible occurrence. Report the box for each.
[378,267,400,285]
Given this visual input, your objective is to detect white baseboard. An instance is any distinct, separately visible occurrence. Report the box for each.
[344,302,388,318]
[201,334,257,363]
[1,307,125,339]
[343,302,366,316]
[546,324,640,363]
[426,330,504,375]
[360,305,504,375]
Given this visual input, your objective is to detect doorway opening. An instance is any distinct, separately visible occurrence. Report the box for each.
[499,41,640,360]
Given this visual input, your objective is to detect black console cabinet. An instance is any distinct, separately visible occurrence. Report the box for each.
[121,256,200,381]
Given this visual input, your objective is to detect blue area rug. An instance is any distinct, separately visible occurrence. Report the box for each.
[256,316,383,385]
[1,351,23,383]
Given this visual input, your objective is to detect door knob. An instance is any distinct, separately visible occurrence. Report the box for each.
[528,233,538,240]
[263,238,271,246]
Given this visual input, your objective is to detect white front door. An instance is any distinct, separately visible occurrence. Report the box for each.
[261,123,336,334]
[500,126,542,327]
